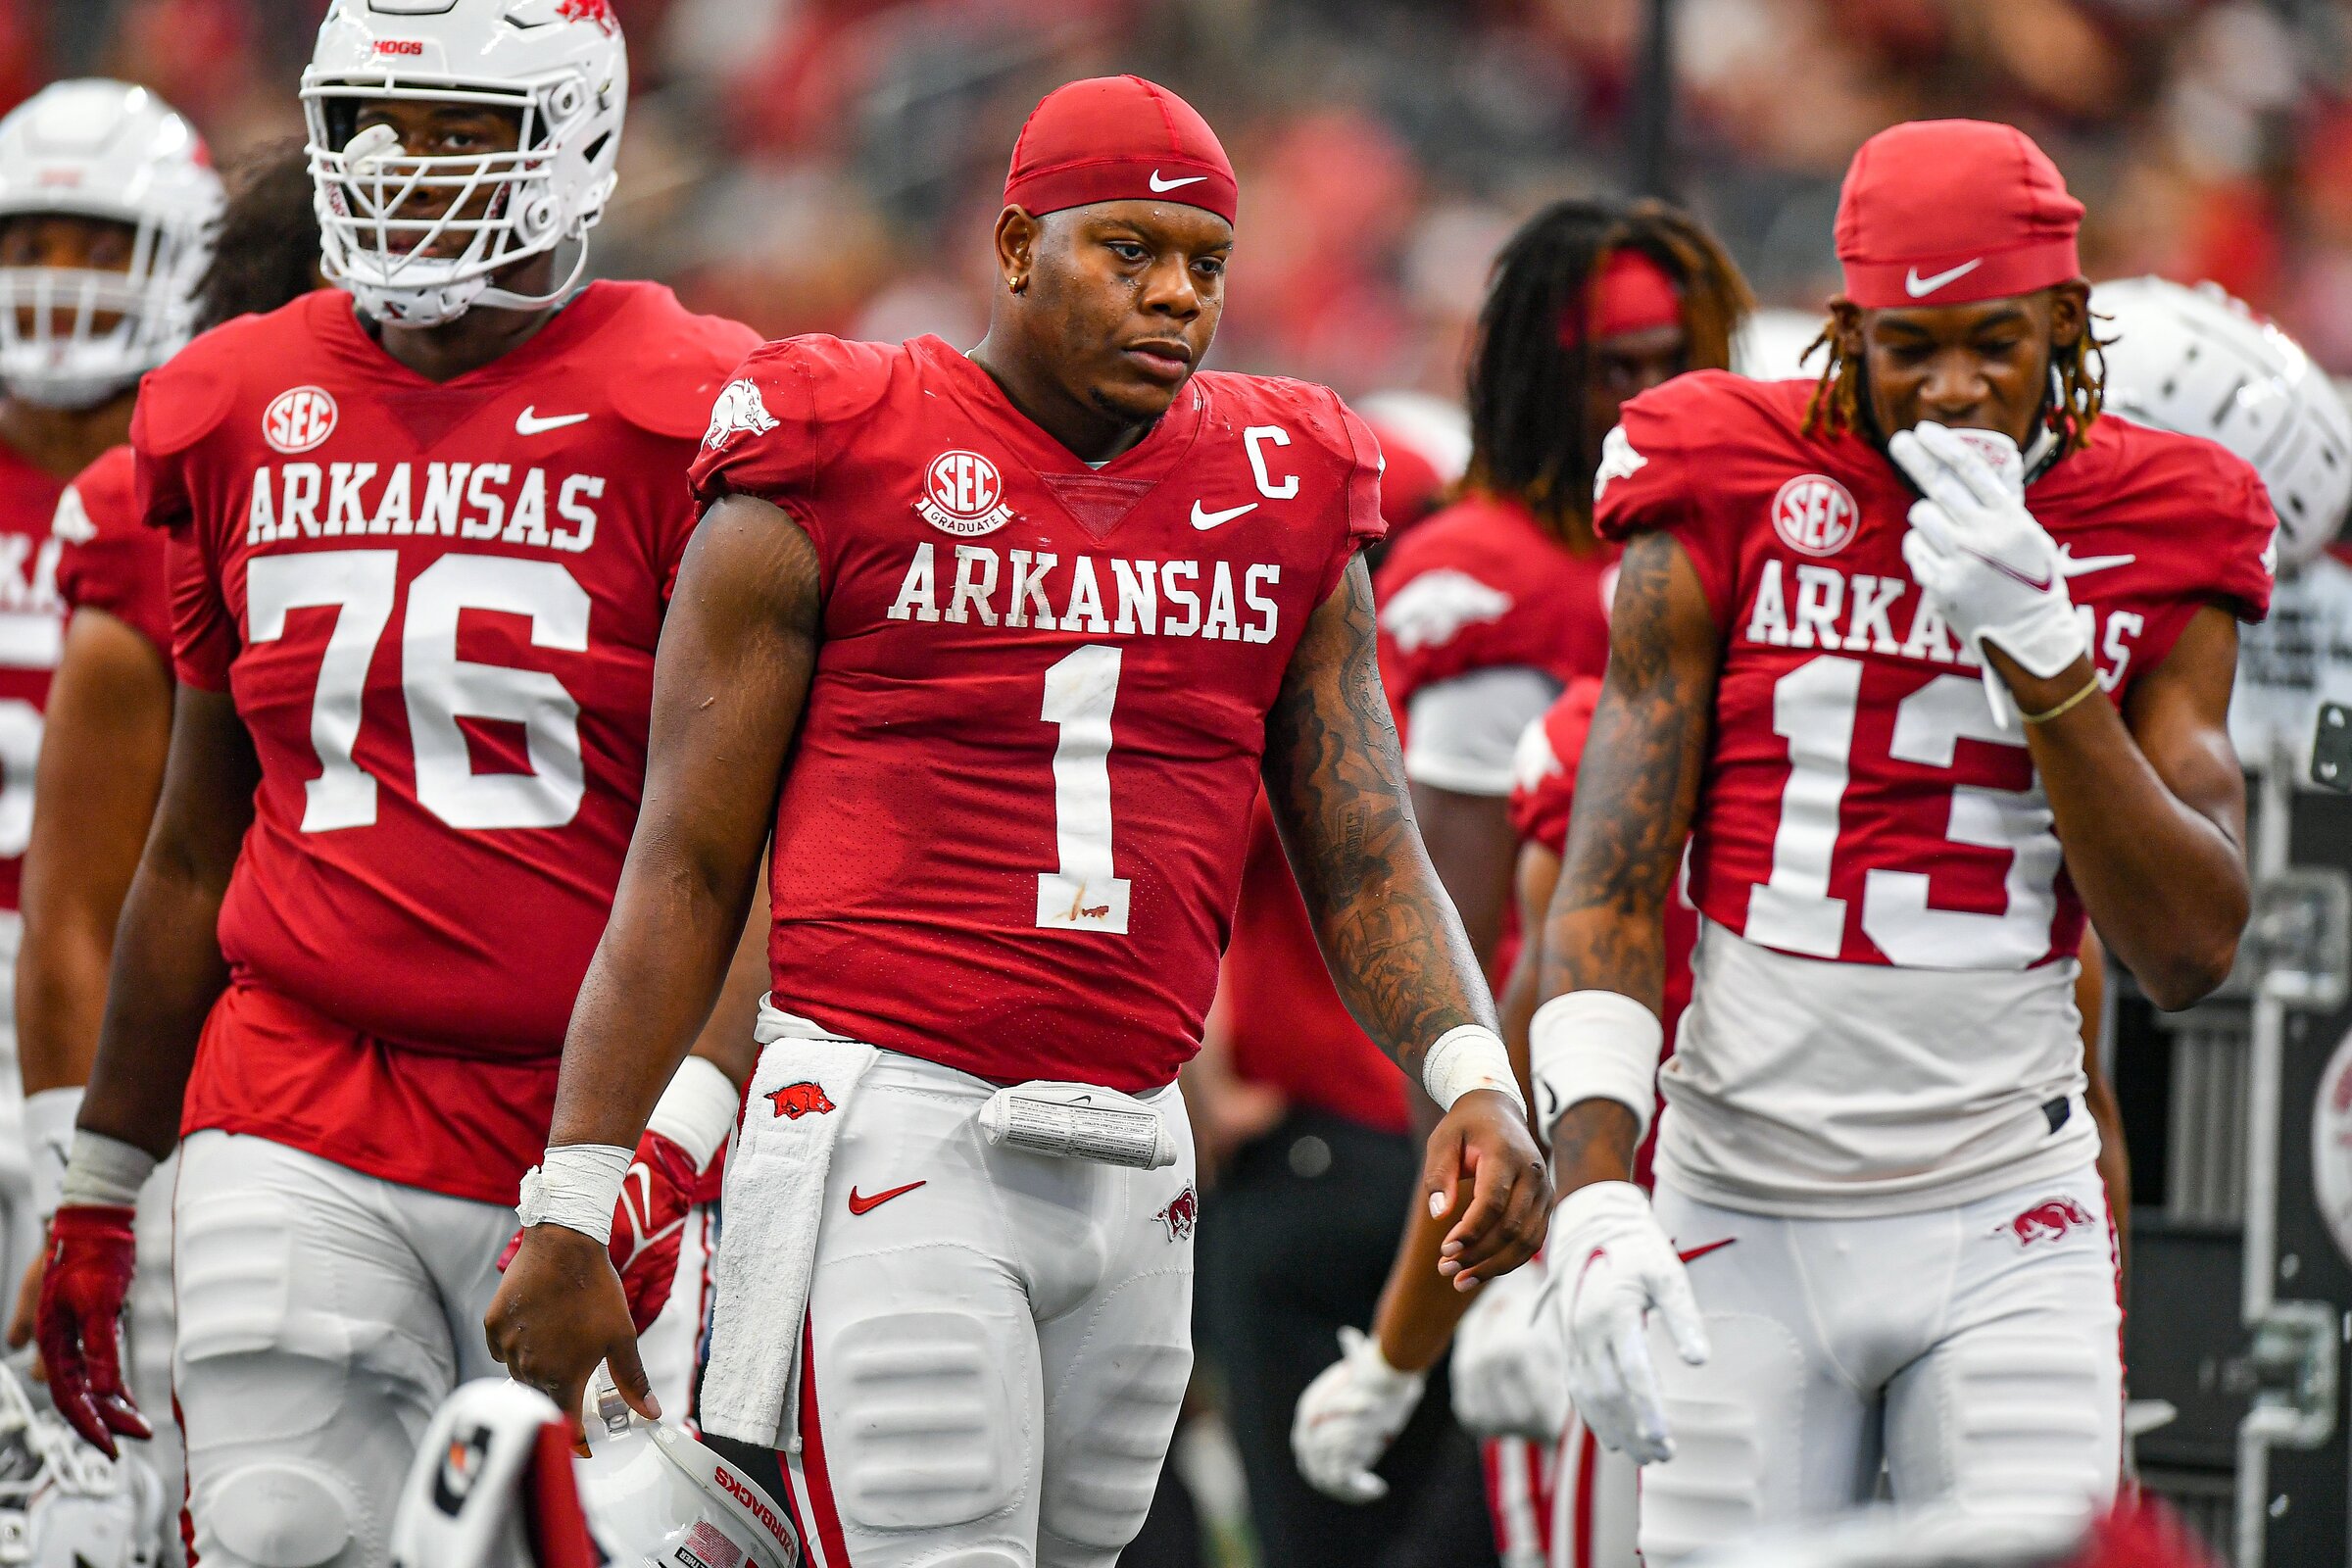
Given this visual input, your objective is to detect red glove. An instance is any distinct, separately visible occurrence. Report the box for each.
[37,1204,151,1458]
[498,1130,716,1334]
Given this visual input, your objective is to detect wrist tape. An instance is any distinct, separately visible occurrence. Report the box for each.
[517,1144,633,1246]
[646,1056,739,1169]
[59,1129,157,1210]
[1421,1025,1525,1116]
[25,1087,84,1222]
[1528,991,1664,1147]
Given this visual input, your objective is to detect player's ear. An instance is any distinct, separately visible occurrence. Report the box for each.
[994,206,1042,297]
[2046,281,2089,351]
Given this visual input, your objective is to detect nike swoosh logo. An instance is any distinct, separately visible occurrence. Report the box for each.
[2056,548,2135,577]
[1191,500,1257,530]
[514,407,590,435]
[1905,259,1984,298]
[1676,1238,1737,1266]
[1973,549,2054,593]
[847,1180,926,1215]
[1150,171,1207,192]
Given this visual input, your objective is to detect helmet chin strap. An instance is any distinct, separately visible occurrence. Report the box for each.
[340,239,591,331]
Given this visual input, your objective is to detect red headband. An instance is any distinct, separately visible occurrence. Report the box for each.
[1560,249,1682,349]
[1835,120,2082,309]
[1003,75,1238,226]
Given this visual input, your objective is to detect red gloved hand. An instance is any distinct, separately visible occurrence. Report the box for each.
[36,1204,150,1458]
[496,1130,716,1335]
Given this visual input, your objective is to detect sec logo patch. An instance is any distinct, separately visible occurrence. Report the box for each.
[263,386,338,455]
[915,449,1014,537]
[1771,473,1859,558]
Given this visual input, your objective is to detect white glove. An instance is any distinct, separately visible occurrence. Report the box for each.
[1889,422,2088,724]
[1291,1326,1427,1503]
[1450,1255,1570,1441]
[1544,1181,1709,1464]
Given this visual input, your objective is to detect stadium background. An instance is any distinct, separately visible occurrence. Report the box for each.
[17,0,2352,392]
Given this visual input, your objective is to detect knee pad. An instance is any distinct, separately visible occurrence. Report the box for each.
[820,1308,1028,1533]
[199,1460,360,1568]
[1938,1328,2118,1514]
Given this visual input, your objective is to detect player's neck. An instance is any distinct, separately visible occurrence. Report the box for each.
[368,253,566,384]
[0,393,134,481]
[966,335,1153,466]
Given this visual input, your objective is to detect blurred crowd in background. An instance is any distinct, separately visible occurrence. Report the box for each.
[13,0,2352,397]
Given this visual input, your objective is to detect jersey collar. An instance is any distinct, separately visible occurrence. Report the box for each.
[910,334,1204,488]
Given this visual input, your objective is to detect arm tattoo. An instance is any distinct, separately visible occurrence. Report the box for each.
[1262,557,1495,1077]
[1538,529,1718,1010]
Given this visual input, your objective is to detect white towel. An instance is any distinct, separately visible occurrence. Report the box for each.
[700,1001,878,1451]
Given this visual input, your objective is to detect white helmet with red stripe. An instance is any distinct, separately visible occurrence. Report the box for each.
[301,0,627,327]
[575,1369,799,1568]
[0,79,221,409]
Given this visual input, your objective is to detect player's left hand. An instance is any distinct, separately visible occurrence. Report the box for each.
[484,1222,657,1441]
[1291,1326,1427,1502]
[1424,1087,1549,1290]
[1888,421,2088,682]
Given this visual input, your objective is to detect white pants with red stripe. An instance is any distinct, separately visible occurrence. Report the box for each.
[171,1131,713,1568]
[724,1052,1197,1568]
[1636,1164,2122,1563]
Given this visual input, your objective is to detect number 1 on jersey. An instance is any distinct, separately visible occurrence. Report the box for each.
[1037,644,1133,934]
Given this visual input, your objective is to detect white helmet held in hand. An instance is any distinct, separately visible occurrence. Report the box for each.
[576,1368,799,1568]
[0,79,221,410]
[0,1359,169,1567]
[2094,274,2352,569]
[302,0,627,328]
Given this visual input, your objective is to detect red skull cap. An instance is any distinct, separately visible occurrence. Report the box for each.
[1835,119,2083,310]
[1003,75,1238,227]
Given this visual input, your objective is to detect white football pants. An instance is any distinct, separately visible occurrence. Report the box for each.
[1545,1414,1637,1568]
[172,1130,713,1568]
[712,1052,1198,1568]
[1637,1164,2122,1563]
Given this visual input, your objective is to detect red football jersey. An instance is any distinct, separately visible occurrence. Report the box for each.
[1219,793,1410,1135]
[0,438,65,914]
[1596,373,2274,971]
[690,333,1385,1093]
[135,282,759,1203]
[1372,493,1616,715]
[56,445,171,655]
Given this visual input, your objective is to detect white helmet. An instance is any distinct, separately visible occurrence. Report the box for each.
[1736,308,1831,382]
[2094,274,2352,569]
[301,0,627,328]
[0,1361,169,1567]
[0,79,221,410]
[390,1374,799,1568]
[575,1370,799,1568]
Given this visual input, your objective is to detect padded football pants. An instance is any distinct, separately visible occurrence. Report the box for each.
[707,1052,1198,1568]
[1636,1164,2122,1562]
[172,1130,714,1568]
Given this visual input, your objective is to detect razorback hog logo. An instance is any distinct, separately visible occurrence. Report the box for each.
[557,0,621,33]
[766,1081,835,1120]
[1154,1184,1199,1243]
[702,377,778,454]
[2006,1196,2095,1249]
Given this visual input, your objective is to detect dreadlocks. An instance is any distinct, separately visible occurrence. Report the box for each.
[197,139,322,332]
[1800,303,2110,454]
[1463,196,1753,547]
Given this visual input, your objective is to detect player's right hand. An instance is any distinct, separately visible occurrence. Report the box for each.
[36,1204,149,1458]
[1450,1254,1570,1441]
[484,1221,657,1442]
[1544,1180,1708,1465]
[1291,1326,1427,1503]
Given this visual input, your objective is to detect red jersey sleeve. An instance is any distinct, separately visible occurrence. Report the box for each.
[2212,459,2277,623]
[1309,388,1390,605]
[1593,374,1736,632]
[685,335,899,561]
[608,297,761,601]
[1506,677,1603,855]
[129,351,239,691]
[54,446,172,654]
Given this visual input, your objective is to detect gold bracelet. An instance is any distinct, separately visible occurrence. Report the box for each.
[2021,671,2103,726]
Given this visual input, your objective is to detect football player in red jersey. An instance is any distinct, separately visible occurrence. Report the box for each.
[9,137,312,1567]
[1373,199,1751,973]
[33,5,768,1565]
[1531,121,2272,1556]
[0,78,220,1310]
[484,74,1548,1568]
